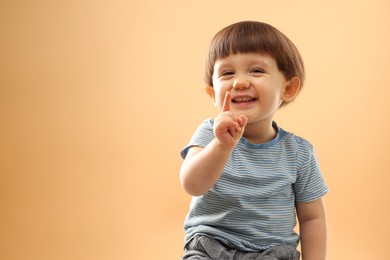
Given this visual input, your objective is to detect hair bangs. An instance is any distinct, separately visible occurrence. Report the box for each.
[210,24,271,61]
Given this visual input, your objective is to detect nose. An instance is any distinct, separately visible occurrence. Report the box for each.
[233,76,250,90]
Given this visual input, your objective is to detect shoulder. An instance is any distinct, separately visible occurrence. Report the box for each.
[201,118,214,128]
[278,128,316,167]
[192,118,214,137]
[180,118,215,159]
[279,128,313,152]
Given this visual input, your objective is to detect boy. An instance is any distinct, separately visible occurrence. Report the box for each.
[180,21,328,260]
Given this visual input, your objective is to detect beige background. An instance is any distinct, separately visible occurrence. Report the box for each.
[1,0,389,259]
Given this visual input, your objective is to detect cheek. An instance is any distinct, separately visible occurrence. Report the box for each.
[258,87,283,106]
[216,95,225,109]
[213,88,226,107]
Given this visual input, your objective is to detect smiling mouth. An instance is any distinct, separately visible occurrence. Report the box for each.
[232,97,257,104]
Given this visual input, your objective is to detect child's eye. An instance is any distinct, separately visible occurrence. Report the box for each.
[220,71,234,77]
[250,68,265,74]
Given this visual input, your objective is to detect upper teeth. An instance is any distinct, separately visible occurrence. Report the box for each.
[234,97,252,102]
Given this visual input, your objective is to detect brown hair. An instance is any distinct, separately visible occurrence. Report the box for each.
[205,21,305,104]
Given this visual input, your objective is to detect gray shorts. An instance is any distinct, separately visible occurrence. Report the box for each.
[182,236,300,260]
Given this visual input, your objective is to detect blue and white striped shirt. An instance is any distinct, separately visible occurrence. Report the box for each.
[181,119,328,252]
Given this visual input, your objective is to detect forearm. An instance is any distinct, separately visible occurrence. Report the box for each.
[299,217,327,260]
[180,139,233,196]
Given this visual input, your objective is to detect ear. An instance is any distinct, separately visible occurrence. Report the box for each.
[205,85,216,103]
[282,77,301,103]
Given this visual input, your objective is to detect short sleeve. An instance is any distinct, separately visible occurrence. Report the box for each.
[294,144,328,203]
[180,119,215,159]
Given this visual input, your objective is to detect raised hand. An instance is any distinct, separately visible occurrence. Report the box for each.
[213,91,248,149]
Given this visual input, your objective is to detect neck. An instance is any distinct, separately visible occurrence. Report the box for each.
[243,121,277,144]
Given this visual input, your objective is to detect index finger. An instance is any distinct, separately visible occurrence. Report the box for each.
[222,91,231,112]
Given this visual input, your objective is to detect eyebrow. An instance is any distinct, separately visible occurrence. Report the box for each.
[250,57,272,68]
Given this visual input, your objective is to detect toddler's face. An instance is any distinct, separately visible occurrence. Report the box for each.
[207,52,290,125]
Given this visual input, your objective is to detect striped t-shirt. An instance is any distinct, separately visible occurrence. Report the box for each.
[180,119,328,252]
